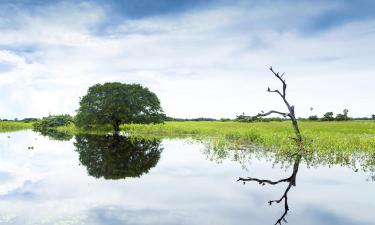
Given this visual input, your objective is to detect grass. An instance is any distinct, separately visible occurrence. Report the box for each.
[57,120,375,153]
[120,121,375,152]
[0,121,34,133]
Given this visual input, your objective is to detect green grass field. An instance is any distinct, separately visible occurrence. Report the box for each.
[0,121,34,132]
[57,120,375,153]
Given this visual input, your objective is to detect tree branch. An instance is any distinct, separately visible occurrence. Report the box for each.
[267,88,284,98]
[254,110,290,119]
[270,66,287,97]
[257,66,303,144]
[238,154,301,225]
[237,177,291,185]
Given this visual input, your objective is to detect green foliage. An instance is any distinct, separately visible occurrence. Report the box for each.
[164,117,217,121]
[336,109,351,121]
[335,114,347,121]
[37,129,73,141]
[74,134,163,179]
[0,121,34,132]
[372,115,375,120]
[235,113,284,122]
[33,114,74,131]
[308,115,318,120]
[21,118,38,122]
[33,115,74,141]
[235,113,254,122]
[75,82,165,131]
[322,112,334,121]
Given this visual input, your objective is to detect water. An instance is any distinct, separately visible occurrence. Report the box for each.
[0,130,374,225]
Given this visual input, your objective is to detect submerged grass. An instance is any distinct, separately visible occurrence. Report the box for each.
[0,121,34,133]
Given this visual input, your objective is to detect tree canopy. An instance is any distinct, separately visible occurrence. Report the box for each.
[322,112,334,121]
[75,82,165,132]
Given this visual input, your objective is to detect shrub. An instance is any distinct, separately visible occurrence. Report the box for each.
[33,114,74,131]
[308,115,319,121]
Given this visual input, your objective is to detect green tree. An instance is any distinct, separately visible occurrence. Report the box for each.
[75,83,165,132]
[33,114,73,130]
[322,112,334,121]
[371,115,375,120]
[74,134,163,179]
[336,109,350,121]
[308,115,318,121]
[335,113,346,121]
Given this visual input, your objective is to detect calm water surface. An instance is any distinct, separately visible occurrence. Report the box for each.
[0,130,374,225]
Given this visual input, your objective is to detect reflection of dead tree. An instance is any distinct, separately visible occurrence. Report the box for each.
[238,154,301,225]
[253,67,302,145]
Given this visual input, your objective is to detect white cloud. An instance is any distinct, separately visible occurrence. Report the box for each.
[0,1,374,119]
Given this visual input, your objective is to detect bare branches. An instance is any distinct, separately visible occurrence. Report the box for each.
[254,110,290,119]
[237,176,291,185]
[256,66,303,144]
[269,66,287,98]
[238,154,302,225]
[238,174,293,225]
[267,88,283,98]
[271,182,293,225]
[274,204,288,225]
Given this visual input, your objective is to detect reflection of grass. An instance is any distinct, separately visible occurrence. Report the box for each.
[0,121,34,132]
[59,121,375,152]
[57,123,113,135]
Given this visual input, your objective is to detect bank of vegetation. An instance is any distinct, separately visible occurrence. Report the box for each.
[51,120,375,153]
[0,121,34,132]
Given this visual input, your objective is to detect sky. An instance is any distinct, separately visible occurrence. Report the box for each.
[0,0,374,119]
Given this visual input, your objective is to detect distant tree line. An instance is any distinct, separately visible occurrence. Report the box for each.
[0,118,38,122]
[165,117,217,121]
[235,109,375,122]
[235,112,285,122]
[307,109,351,121]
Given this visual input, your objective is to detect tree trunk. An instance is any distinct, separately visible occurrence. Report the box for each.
[254,67,303,147]
[113,120,121,134]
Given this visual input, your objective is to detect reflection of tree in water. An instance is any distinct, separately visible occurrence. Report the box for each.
[74,134,163,179]
[33,128,73,141]
[200,139,375,224]
[239,153,301,225]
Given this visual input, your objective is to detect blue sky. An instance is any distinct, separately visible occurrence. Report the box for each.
[0,0,374,119]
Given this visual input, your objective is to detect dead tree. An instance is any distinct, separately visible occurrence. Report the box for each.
[238,154,302,225]
[253,67,302,145]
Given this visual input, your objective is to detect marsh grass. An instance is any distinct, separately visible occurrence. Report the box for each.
[16,120,375,180]
[120,121,375,152]
[52,121,375,152]
[0,121,34,132]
